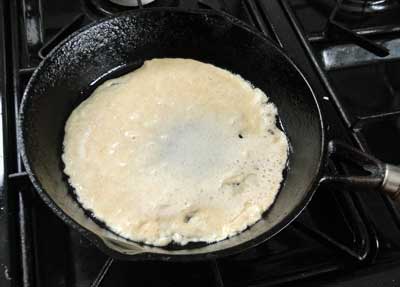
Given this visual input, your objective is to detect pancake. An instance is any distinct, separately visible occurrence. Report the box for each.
[62,58,289,246]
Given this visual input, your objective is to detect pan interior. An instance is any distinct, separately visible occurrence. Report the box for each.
[20,9,323,258]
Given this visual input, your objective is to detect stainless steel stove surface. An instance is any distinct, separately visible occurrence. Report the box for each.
[1,0,400,286]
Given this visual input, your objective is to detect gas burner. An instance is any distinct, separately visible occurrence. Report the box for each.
[339,0,399,14]
[109,0,155,6]
[82,0,135,17]
[82,0,179,18]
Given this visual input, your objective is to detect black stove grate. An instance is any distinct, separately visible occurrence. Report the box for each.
[284,0,400,242]
[1,0,400,286]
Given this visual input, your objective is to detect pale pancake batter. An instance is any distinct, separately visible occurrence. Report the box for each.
[62,58,289,246]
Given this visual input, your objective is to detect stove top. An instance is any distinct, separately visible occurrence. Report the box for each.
[1,0,400,286]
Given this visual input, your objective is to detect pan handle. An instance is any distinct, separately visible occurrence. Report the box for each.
[320,141,400,206]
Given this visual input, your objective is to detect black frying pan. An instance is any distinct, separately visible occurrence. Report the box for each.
[19,8,400,261]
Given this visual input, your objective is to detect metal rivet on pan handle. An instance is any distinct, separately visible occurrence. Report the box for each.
[382,164,400,205]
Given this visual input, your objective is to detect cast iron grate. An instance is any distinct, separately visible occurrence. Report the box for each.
[4,0,400,286]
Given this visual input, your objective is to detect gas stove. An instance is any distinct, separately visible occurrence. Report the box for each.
[1,0,400,286]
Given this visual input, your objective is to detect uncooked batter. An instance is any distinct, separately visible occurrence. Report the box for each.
[62,58,289,246]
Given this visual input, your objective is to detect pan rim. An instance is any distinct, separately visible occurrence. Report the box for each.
[18,7,326,261]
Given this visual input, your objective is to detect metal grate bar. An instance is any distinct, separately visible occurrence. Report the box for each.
[241,0,256,27]
[211,260,224,287]
[254,0,375,261]
[19,67,36,75]
[293,222,367,260]
[308,25,400,43]
[20,0,44,66]
[38,14,85,59]
[352,111,400,130]
[90,257,114,287]
[18,191,35,287]
[243,0,273,40]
